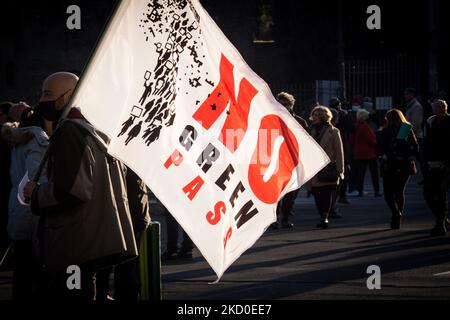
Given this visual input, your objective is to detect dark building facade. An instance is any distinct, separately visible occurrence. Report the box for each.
[0,0,448,107]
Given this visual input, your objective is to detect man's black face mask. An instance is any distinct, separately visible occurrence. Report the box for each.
[35,90,69,122]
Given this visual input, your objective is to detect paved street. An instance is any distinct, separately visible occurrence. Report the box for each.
[1,175,450,300]
[160,175,450,300]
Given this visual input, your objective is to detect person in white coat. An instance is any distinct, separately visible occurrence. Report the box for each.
[1,105,48,300]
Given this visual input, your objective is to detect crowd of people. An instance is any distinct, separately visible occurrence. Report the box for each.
[1,73,450,300]
[271,89,450,235]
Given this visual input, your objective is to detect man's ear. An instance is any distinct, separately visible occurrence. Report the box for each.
[57,89,72,109]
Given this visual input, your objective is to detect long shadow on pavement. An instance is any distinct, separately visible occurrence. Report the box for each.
[163,232,450,299]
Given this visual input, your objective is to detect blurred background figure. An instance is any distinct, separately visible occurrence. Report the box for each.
[404,88,424,141]
[0,102,14,261]
[404,87,424,183]
[162,206,194,261]
[271,92,308,229]
[423,100,450,236]
[299,99,319,126]
[329,97,354,206]
[351,109,380,198]
[362,97,375,114]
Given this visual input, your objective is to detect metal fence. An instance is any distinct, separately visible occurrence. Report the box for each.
[269,54,427,114]
[345,55,427,108]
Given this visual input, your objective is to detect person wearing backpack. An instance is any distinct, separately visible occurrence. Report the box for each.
[423,100,450,236]
[377,109,419,229]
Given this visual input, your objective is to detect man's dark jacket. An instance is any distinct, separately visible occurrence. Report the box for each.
[31,110,138,271]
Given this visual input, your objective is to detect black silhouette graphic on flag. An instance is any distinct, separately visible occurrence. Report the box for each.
[125,121,143,145]
[118,0,214,146]
[118,116,135,137]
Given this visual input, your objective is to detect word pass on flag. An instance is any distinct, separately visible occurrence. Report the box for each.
[70,0,329,279]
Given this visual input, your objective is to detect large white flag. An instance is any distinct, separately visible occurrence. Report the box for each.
[70,0,329,279]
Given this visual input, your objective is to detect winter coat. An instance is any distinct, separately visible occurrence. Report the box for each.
[423,114,450,164]
[291,113,309,131]
[376,125,419,175]
[309,124,345,188]
[3,125,48,241]
[30,115,138,272]
[126,169,151,236]
[334,108,355,163]
[353,121,377,160]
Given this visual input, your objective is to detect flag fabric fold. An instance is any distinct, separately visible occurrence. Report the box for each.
[70,0,329,279]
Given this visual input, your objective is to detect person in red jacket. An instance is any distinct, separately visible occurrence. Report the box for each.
[352,109,381,197]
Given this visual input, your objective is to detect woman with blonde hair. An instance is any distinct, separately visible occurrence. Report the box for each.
[377,108,419,229]
[308,106,344,229]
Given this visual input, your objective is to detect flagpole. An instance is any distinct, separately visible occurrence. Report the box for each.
[31,0,126,183]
